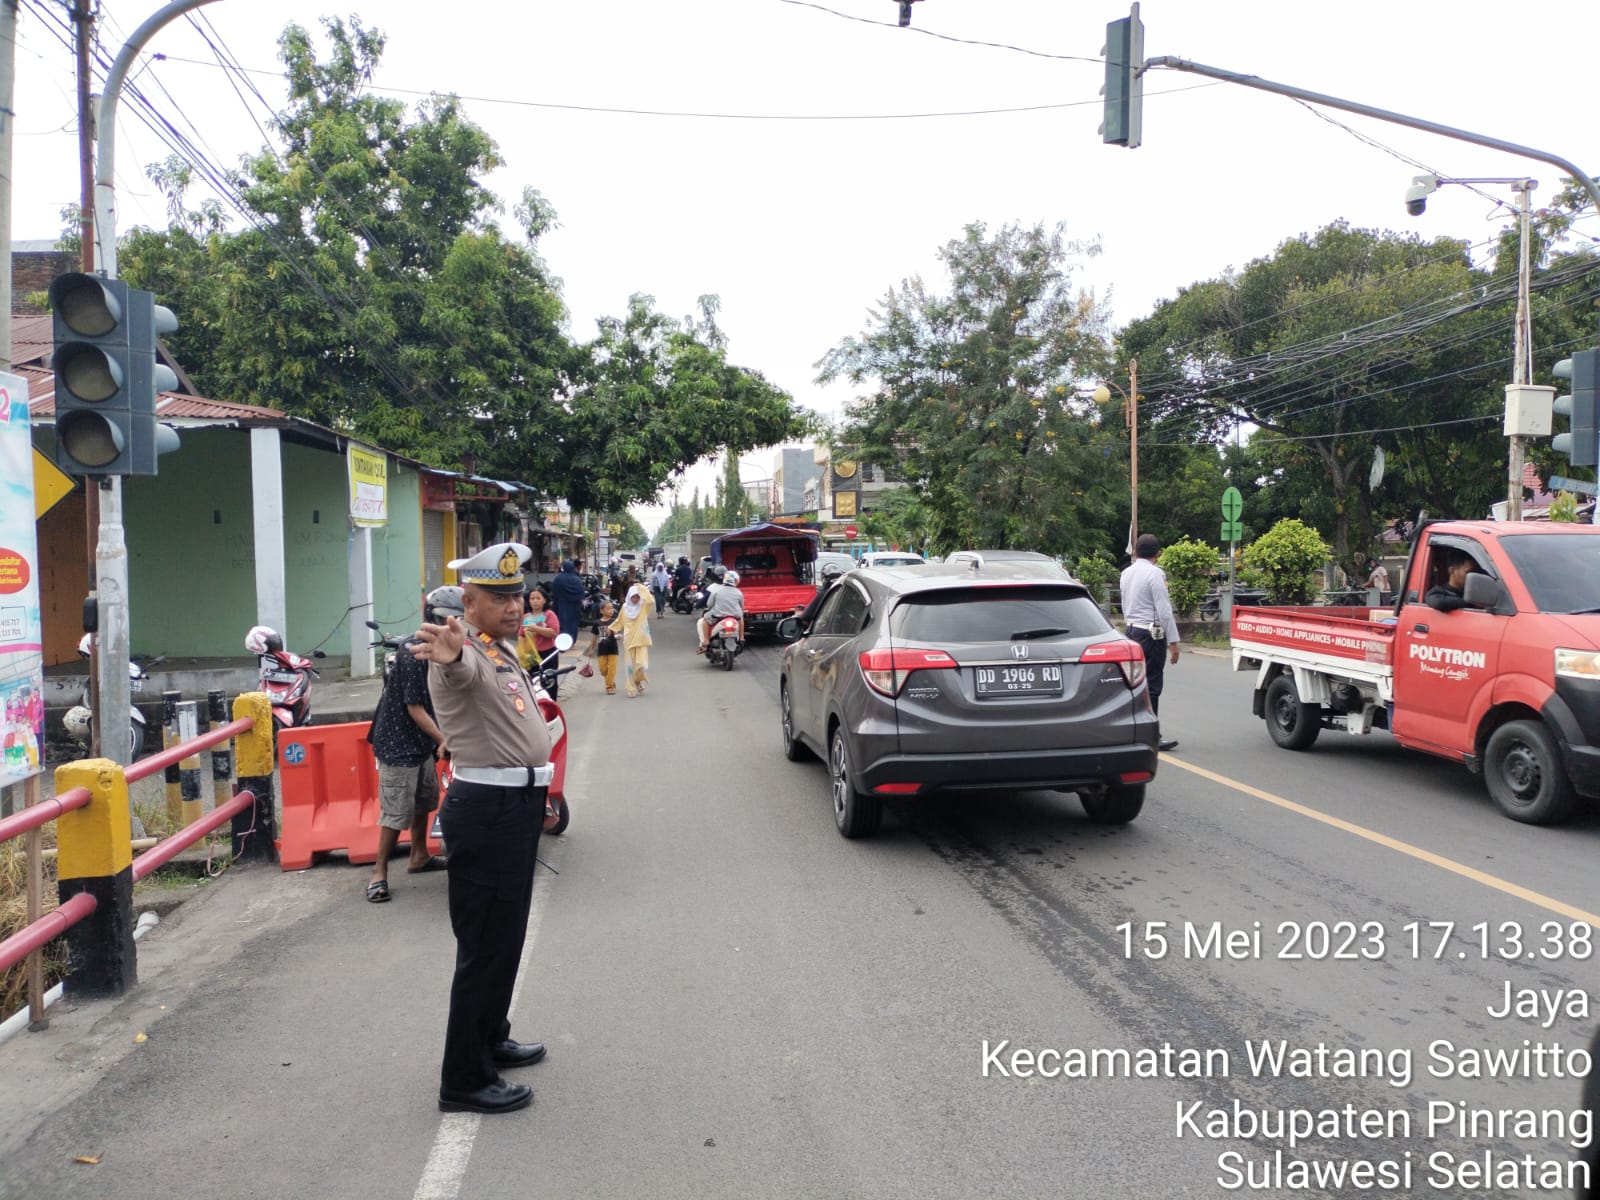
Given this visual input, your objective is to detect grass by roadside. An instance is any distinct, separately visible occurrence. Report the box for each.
[1,799,234,1019]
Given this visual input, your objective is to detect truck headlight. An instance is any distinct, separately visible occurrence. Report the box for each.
[1555,648,1600,681]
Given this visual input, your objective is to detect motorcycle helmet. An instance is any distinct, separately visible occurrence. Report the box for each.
[723,570,740,587]
[820,563,844,583]
[63,705,93,740]
[245,625,284,655]
[679,556,689,566]
[425,585,466,623]
[705,564,727,583]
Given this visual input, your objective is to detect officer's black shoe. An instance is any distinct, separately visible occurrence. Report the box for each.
[439,1079,532,1114]
[1159,739,1179,752]
[491,1039,547,1067]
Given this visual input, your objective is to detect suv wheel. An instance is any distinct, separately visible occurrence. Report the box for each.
[1081,783,1144,825]
[1484,719,1577,825]
[830,725,881,838]
[780,680,812,762]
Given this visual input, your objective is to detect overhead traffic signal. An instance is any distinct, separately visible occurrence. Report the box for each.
[1552,349,1598,469]
[48,272,179,476]
[1100,3,1144,148]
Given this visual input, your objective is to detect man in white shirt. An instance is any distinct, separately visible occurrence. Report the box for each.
[1119,533,1180,752]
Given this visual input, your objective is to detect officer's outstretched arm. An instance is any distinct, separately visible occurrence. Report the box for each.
[411,616,466,663]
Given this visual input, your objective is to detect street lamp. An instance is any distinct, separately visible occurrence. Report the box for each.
[1405,175,1539,520]
[1093,357,1140,554]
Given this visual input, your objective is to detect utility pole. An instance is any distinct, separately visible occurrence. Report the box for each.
[1,0,16,373]
[1128,357,1139,548]
[1506,180,1535,522]
[73,0,104,755]
[85,0,218,767]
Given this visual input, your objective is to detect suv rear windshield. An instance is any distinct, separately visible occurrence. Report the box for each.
[1498,534,1600,614]
[888,586,1112,643]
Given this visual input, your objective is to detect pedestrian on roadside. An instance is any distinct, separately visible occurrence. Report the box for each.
[582,599,620,695]
[518,588,561,695]
[1364,557,1392,606]
[548,559,585,648]
[1119,533,1181,752]
[610,582,655,697]
[409,542,553,1116]
[363,587,456,902]
[650,561,671,618]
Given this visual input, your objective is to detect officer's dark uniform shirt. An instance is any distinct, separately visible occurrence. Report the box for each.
[367,636,435,767]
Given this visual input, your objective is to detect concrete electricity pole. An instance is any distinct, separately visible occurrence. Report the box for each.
[86,0,219,766]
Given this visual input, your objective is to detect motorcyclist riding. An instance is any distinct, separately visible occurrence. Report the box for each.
[697,569,745,654]
[792,562,846,629]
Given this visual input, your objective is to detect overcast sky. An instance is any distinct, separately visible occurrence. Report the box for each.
[11,0,1599,534]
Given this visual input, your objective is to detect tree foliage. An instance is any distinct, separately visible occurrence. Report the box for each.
[1240,519,1329,604]
[116,18,807,511]
[1156,538,1218,616]
[819,221,1115,556]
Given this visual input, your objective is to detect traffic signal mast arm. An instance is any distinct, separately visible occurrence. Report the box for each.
[1137,55,1600,219]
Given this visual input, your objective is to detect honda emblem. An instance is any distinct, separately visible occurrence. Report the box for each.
[1010,644,1029,660]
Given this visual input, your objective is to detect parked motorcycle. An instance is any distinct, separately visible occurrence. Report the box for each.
[244,625,323,730]
[62,632,164,759]
[366,620,406,681]
[705,615,744,671]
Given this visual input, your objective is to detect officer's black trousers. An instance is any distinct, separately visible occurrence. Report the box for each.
[438,780,543,1094]
[1127,627,1166,716]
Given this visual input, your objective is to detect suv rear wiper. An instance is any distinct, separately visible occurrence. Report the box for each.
[1011,627,1070,640]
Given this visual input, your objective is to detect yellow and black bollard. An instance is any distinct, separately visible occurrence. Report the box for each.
[207,690,233,812]
[54,759,137,997]
[230,692,278,865]
[161,689,183,826]
[176,700,203,828]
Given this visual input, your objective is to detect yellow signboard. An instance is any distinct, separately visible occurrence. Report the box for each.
[32,448,75,521]
[347,445,388,527]
[834,491,858,518]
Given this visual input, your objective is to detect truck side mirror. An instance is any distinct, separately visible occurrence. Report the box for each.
[1462,572,1501,610]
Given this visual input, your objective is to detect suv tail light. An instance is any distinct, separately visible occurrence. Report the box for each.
[859,647,959,697]
[1081,639,1147,688]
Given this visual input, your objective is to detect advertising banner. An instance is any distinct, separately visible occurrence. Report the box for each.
[0,373,44,786]
[348,444,388,527]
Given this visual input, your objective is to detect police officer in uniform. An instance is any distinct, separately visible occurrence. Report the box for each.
[411,542,553,1115]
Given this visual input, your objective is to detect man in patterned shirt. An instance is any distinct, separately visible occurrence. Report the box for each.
[364,587,458,901]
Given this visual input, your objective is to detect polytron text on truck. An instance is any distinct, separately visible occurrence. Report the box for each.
[1230,521,1600,824]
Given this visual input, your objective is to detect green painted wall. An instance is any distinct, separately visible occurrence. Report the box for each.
[373,466,424,629]
[281,440,354,653]
[123,429,257,657]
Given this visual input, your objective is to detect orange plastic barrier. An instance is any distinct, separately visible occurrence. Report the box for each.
[276,722,444,871]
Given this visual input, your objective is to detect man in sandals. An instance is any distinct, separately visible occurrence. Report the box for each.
[365,586,457,902]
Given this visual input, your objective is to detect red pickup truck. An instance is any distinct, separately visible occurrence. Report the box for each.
[711,524,822,635]
[1231,520,1600,824]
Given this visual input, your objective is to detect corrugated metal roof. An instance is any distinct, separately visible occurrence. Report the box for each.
[22,372,287,422]
[12,313,53,368]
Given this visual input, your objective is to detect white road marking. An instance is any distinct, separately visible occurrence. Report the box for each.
[411,707,600,1200]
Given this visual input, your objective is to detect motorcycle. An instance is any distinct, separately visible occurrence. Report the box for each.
[244,625,323,730]
[435,632,577,836]
[62,632,164,759]
[705,615,744,671]
[366,620,406,680]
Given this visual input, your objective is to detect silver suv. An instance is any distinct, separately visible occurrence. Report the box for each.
[778,562,1159,838]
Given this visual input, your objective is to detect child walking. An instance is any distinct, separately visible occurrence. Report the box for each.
[582,599,620,695]
[611,583,655,697]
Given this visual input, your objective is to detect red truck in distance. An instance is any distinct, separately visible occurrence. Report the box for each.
[710,523,822,636]
[1231,520,1600,824]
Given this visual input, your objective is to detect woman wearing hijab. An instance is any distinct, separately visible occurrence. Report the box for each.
[609,583,655,697]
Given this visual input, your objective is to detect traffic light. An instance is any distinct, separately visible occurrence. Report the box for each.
[1100,3,1144,148]
[48,272,179,477]
[1552,349,1598,468]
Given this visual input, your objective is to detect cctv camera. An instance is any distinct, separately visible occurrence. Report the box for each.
[1404,174,1439,218]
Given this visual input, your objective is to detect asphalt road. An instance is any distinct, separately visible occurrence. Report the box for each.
[3,617,1597,1199]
